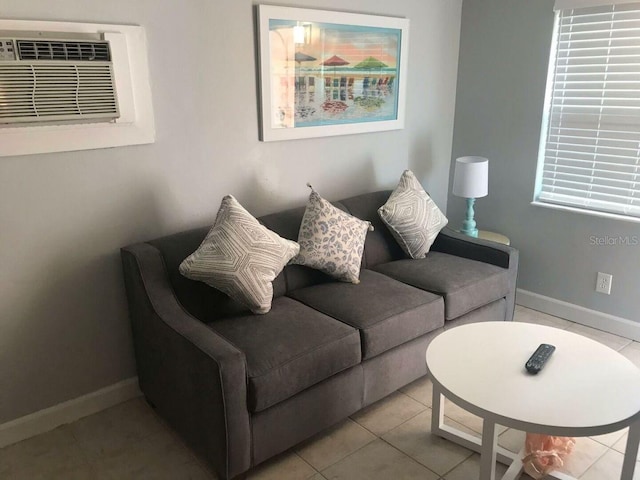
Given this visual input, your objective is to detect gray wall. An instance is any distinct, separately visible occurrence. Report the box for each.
[450,0,639,322]
[0,0,462,423]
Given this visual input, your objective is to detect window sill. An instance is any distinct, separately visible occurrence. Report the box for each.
[530,201,640,225]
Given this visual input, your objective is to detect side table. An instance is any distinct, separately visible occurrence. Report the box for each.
[477,230,510,245]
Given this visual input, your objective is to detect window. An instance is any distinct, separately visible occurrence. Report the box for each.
[535,2,640,219]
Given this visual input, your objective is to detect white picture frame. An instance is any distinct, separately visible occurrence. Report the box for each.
[257,5,410,142]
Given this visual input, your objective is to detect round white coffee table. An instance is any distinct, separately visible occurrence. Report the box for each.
[426,322,640,480]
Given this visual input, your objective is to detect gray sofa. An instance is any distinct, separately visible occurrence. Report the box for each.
[121,190,519,479]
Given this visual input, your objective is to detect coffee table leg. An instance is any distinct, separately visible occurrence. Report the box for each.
[621,420,640,480]
[431,381,445,436]
[480,419,498,480]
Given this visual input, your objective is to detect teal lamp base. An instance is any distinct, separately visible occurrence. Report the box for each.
[460,197,479,238]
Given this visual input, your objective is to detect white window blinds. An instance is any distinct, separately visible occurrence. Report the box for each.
[537,2,640,218]
[555,0,640,10]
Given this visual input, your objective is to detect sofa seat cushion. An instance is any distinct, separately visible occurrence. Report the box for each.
[372,252,510,320]
[208,296,361,413]
[287,270,444,359]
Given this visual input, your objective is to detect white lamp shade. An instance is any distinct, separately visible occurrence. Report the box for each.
[452,156,489,199]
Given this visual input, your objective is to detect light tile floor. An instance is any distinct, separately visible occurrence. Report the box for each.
[2,306,640,479]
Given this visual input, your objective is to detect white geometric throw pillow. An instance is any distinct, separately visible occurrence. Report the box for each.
[290,185,373,284]
[378,170,448,259]
[179,195,300,314]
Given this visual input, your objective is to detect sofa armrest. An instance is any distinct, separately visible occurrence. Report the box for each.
[431,227,519,321]
[121,243,250,480]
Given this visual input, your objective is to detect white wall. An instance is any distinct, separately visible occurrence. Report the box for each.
[0,0,462,424]
[449,0,639,323]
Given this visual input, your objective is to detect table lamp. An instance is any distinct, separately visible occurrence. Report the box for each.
[452,156,488,237]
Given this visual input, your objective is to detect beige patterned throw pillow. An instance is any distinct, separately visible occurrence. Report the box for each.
[179,195,300,314]
[378,170,448,259]
[291,185,373,284]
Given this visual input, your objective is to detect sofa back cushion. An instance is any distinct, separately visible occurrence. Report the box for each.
[259,203,344,292]
[149,227,288,321]
[178,195,299,315]
[147,190,405,321]
[340,190,406,268]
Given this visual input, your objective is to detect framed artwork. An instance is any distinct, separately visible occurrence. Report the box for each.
[257,5,410,142]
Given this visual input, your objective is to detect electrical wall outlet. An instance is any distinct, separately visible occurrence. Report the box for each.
[596,272,613,295]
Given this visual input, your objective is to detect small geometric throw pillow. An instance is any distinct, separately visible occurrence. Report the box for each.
[179,195,300,314]
[291,185,373,284]
[378,170,448,259]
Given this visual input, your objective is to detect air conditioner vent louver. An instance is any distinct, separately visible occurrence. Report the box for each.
[0,64,118,123]
[17,40,111,61]
[0,35,119,125]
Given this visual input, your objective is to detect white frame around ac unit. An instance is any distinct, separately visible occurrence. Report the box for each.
[0,19,155,157]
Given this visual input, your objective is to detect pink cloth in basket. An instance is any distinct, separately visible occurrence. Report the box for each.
[522,433,576,479]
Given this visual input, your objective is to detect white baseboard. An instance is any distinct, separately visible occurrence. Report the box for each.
[517,289,640,342]
[0,377,141,449]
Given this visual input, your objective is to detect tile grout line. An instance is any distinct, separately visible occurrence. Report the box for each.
[399,390,430,408]
[437,451,476,480]
[377,402,476,479]
[564,323,633,352]
[376,434,443,479]
[316,436,376,475]
[292,450,323,479]
[349,391,430,437]
[589,429,628,449]
[318,399,431,477]
[399,376,434,407]
[576,444,615,479]
[617,339,634,352]
[63,426,98,471]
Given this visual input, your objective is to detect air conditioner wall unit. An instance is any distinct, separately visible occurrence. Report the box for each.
[0,30,120,126]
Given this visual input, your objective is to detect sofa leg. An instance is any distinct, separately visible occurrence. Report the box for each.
[144,395,157,409]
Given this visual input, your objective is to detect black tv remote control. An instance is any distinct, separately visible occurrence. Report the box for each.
[525,344,555,374]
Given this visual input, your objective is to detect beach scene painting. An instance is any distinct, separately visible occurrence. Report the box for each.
[258,6,410,141]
